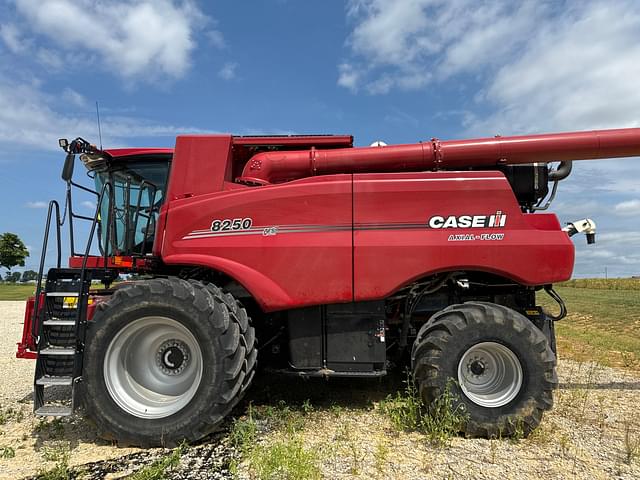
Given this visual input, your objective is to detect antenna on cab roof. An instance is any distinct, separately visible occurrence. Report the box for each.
[95,101,103,151]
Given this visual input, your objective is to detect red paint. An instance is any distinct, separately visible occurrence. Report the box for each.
[239,128,640,184]
[68,255,136,269]
[353,172,573,300]
[19,127,638,358]
[17,293,107,358]
[104,148,173,158]
[232,135,352,147]
[160,170,573,312]
[162,175,353,311]
[16,295,38,359]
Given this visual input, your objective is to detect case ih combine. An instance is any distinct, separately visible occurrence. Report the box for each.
[15,127,640,446]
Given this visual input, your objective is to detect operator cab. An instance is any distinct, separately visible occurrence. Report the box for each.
[60,137,172,259]
[91,154,171,255]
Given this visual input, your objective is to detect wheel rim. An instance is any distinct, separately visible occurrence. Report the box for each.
[457,342,523,408]
[104,316,203,419]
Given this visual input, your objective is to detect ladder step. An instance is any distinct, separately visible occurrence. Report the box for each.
[46,292,79,297]
[35,405,72,417]
[43,320,76,326]
[36,376,74,386]
[39,347,76,356]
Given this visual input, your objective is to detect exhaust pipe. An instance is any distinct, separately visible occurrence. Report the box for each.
[548,161,573,181]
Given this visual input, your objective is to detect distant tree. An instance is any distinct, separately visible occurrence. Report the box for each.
[5,271,22,282]
[21,270,38,282]
[0,232,29,275]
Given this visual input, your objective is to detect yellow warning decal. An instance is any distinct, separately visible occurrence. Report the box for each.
[62,297,78,309]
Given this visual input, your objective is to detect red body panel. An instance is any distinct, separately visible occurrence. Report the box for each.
[104,148,174,158]
[162,175,354,311]
[353,172,573,300]
[159,168,573,312]
[16,295,38,359]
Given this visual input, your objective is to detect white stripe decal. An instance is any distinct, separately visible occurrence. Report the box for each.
[182,225,352,240]
[361,177,503,183]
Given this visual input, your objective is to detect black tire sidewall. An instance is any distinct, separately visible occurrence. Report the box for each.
[83,281,232,446]
[438,324,547,426]
[413,302,556,436]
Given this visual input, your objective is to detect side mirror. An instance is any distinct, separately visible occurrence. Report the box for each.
[61,153,75,181]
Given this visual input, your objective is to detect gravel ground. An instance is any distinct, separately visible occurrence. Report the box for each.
[1,300,639,479]
[288,359,640,480]
[0,301,140,480]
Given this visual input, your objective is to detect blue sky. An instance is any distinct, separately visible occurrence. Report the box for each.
[0,0,639,277]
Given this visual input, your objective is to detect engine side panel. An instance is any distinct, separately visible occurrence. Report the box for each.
[161,175,353,311]
[161,170,574,311]
[353,171,574,300]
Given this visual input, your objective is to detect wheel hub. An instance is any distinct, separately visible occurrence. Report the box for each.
[469,359,486,376]
[156,340,190,375]
[457,342,523,408]
[104,316,203,419]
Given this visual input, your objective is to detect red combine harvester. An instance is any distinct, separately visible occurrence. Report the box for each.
[15,128,639,446]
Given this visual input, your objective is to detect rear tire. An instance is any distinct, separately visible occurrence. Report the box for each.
[411,302,556,438]
[82,277,256,447]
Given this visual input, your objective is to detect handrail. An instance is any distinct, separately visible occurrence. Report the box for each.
[81,181,113,274]
[31,200,62,340]
[68,180,102,256]
[30,173,161,343]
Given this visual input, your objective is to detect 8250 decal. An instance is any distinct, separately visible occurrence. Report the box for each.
[211,218,253,232]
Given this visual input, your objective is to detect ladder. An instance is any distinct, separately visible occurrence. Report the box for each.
[33,268,93,417]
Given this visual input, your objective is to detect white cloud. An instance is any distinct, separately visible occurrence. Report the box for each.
[614,199,640,217]
[341,0,547,94]
[12,0,210,81]
[36,48,64,71]
[25,201,48,208]
[337,63,360,91]
[62,88,87,108]
[218,62,237,80]
[341,0,640,136]
[80,200,96,210]
[0,77,210,151]
[0,23,28,53]
[470,2,640,135]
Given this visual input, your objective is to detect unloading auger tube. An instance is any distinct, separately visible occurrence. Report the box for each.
[238,127,640,185]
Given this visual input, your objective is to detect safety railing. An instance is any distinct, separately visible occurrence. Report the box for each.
[31,200,62,339]
[30,174,161,340]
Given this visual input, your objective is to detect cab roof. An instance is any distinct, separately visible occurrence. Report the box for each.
[103,148,174,158]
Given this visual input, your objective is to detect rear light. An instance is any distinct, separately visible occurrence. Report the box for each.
[113,256,134,267]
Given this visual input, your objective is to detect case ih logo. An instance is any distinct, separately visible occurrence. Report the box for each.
[428,211,507,229]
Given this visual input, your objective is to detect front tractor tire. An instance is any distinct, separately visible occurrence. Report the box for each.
[83,278,256,447]
[411,302,557,438]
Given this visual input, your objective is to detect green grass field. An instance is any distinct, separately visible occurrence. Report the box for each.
[2,278,638,369]
[540,279,640,370]
[0,283,37,301]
